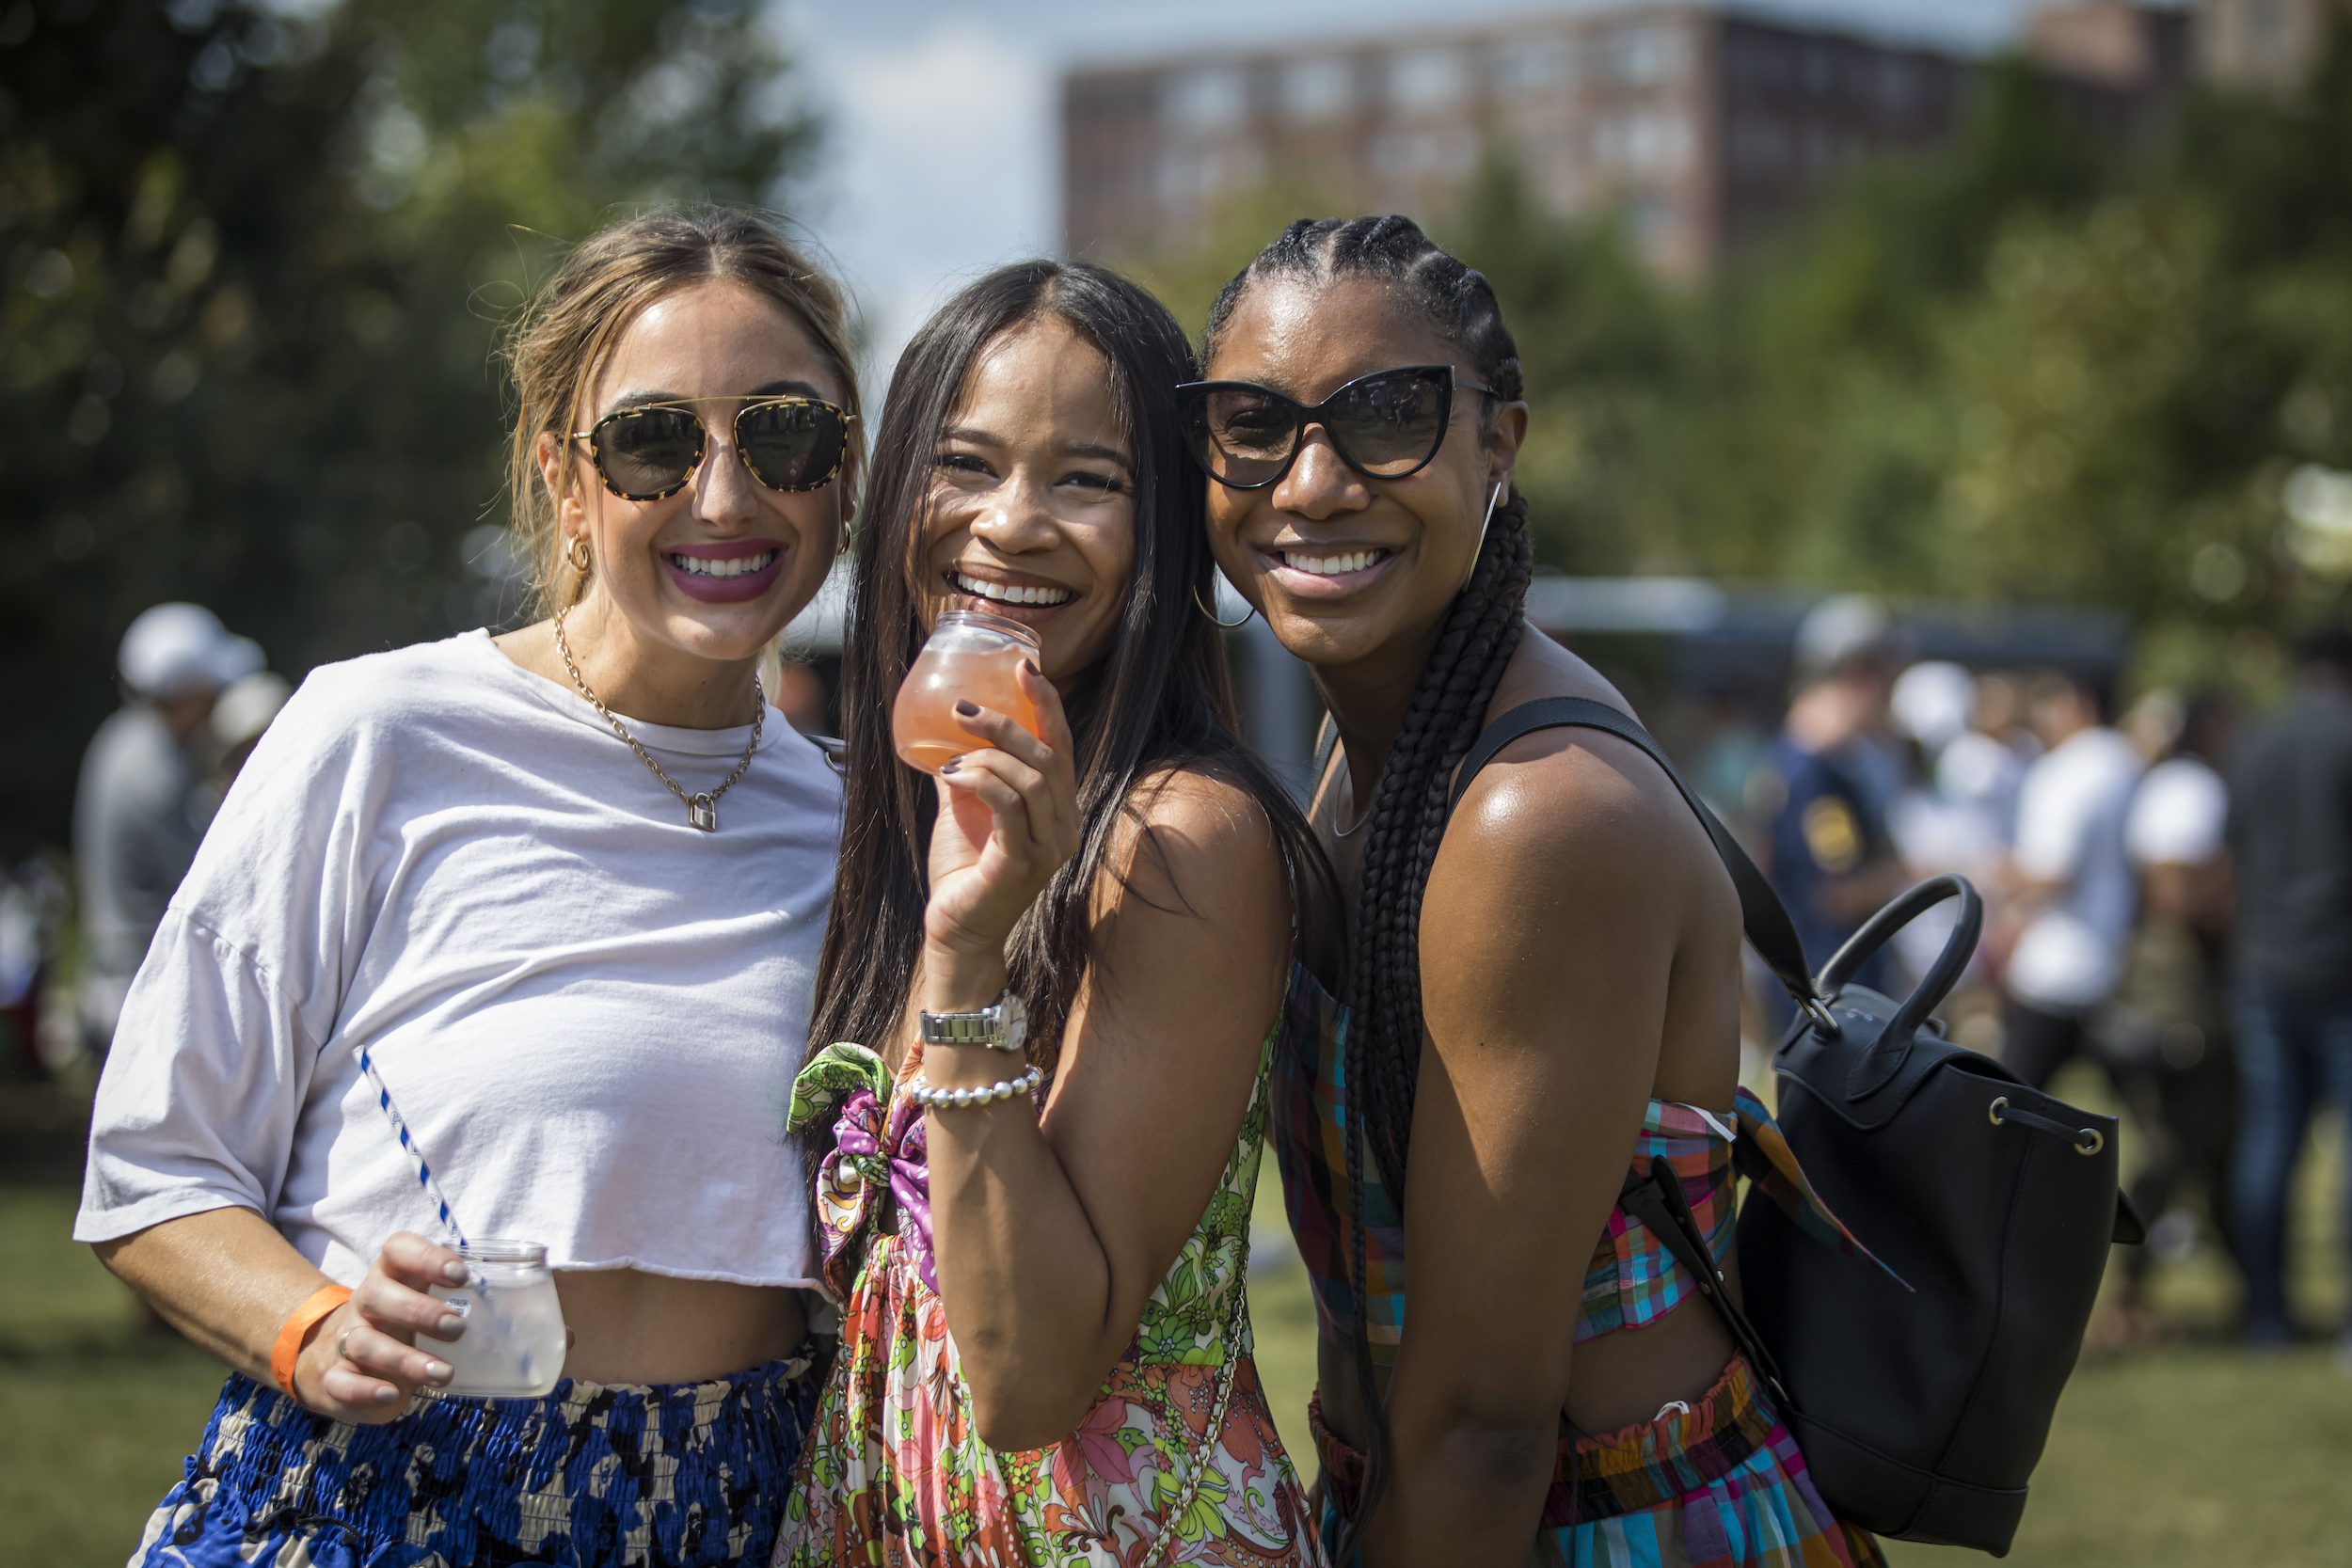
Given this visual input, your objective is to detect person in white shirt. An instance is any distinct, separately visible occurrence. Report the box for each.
[2099,690,2240,1338]
[77,207,861,1568]
[72,602,262,1057]
[1997,672,2144,1088]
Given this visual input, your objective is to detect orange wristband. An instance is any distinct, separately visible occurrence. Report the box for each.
[270,1283,353,1403]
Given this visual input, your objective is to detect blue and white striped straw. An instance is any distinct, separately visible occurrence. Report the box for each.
[356,1044,469,1249]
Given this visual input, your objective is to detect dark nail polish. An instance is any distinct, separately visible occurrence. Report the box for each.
[1022,659,1040,678]
[940,758,961,776]
[954,699,979,718]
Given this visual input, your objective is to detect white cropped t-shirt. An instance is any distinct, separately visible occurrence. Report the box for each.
[76,629,836,1289]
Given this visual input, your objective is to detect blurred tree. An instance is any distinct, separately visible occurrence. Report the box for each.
[1443,30,2350,692]
[1446,151,1692,578]
[1,0,816,854]
[1783,29,2352,677]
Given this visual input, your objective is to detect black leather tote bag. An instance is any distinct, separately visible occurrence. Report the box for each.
[1452,698,2140,1557]
[1734,877,2140,1554]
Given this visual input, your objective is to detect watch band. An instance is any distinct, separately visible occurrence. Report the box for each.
[918,989,1027,1052]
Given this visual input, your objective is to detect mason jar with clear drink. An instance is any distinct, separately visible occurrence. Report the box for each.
[892,610,1044,774]
[426,1238,568,1398]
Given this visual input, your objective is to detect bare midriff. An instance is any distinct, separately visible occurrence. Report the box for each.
[1316,1269,1739,1458]
[550,1270,808,1386]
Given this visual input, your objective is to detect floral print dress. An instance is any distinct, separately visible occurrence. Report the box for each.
[774,1004,1323,1568]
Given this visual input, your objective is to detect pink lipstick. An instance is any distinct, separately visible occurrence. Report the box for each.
[663,538,786,604]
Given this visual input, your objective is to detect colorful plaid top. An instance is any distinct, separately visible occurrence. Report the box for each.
[1267,962,1897,1368]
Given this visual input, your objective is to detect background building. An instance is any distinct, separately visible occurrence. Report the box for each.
[2196,0,2352,92]
[1062,2,2183,277]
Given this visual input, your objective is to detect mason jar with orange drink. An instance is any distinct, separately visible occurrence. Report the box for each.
[892,610,1045,774]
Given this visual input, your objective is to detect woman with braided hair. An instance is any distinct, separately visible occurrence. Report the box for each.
[1182,215,1883,1567]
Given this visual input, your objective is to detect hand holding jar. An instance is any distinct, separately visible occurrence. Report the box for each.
[906,621,1080,968]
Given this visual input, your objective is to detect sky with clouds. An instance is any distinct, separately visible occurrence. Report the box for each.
[774,0,2063,377]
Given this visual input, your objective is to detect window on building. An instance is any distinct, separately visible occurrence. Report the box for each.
[1625,114,1660,167]
[1604,24,1687,86]
[1386,47,1470,112]
[1495,38,1575,95]
[1165,66,1247,131]
[1279,56,1353,121]
[1594,109,1692,174]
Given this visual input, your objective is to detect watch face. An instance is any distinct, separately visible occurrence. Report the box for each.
[1000,993,1028,1053]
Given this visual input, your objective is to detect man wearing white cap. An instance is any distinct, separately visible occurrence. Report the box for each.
[72,603,263,1054]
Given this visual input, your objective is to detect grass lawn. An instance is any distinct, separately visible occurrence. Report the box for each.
[11,1082,2346,1566]
[1,1182,228,1567]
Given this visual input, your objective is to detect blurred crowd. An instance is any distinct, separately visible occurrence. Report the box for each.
[1717,598,2352,1358]
[5,605,289,1082]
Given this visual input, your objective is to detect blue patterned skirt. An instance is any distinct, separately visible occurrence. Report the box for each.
[127,1349,818,1568]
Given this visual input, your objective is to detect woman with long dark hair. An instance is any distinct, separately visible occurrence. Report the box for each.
[774,261,1327,1566]
[1187,216,1885,1567]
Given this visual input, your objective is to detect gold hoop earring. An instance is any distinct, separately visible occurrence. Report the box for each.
[567,536,592,574]
[1194,580,1256,629]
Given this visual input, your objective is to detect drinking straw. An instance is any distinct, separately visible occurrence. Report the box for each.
[355,1044,469,1249]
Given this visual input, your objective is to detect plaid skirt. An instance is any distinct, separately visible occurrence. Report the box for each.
[127,1349,818,1568]
[1310,1355,1885,1568]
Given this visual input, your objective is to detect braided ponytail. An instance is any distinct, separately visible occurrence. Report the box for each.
[1206,215,1534,1552]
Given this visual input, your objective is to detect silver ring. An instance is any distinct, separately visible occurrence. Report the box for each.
[2075,1128,2106,1156]
[335,1324,355,1362]
[1799,995,1840,1037]
[1987,1096,2009,1126]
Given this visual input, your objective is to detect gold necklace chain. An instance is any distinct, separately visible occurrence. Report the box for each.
[552,605,765,833]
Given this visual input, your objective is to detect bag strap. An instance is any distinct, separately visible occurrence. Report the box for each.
[1448,698,1828,1022]
[1617,1158,1795,1410]
[1312,710,1340,782]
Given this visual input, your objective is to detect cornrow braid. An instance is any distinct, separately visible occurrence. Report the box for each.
[1205,214,1534,1556]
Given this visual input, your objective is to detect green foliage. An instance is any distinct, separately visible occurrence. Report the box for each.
[1,0,816,853]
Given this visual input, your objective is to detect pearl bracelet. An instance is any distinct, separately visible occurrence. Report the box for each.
[909,1063,1043,1112]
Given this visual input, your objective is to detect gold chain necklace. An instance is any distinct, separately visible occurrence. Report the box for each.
[552,605,764,832]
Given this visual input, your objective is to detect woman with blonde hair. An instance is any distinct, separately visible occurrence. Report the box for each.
[80,206,858,1566]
